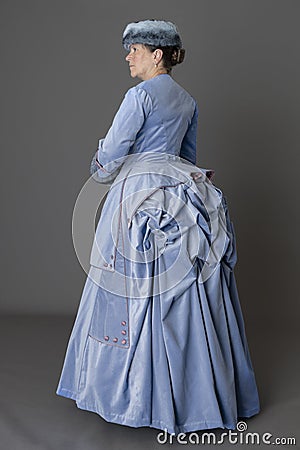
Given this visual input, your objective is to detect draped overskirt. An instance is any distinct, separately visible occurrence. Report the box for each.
[56,152,260,434]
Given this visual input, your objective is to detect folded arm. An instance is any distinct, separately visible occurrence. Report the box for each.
[90,86,152,182]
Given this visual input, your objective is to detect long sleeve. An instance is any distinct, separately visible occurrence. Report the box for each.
[179,102,198,165]
[90,86,152,182]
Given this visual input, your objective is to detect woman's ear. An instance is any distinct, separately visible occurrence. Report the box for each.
[153,48,164,64]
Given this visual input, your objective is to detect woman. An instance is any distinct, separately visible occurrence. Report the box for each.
[56,19,260,435]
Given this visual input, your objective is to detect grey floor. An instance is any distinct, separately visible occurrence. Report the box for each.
[0,316,299,450]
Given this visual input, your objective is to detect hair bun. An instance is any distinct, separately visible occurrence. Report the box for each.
[171,48,185,66]
[177,48,185,64]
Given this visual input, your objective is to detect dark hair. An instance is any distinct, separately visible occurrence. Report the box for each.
[144,45,185,73]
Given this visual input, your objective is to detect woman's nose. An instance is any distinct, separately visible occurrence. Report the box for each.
[125,52,131,61]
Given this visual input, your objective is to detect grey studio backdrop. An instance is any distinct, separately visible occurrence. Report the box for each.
[0,1,299,450]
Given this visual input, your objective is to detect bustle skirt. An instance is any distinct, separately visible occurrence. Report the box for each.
[56,152,260,435]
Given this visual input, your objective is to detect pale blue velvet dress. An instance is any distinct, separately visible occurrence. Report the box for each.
[56,73,260,434]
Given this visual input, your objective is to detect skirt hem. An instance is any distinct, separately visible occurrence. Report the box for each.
[56,387,260,435]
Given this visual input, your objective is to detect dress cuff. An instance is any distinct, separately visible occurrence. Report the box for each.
[95,157,109,173]
[90,151,110,176]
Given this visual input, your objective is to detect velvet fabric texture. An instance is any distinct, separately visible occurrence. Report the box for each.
[56,74,260,434]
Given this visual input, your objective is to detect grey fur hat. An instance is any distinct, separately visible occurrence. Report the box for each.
[122,20,182,50]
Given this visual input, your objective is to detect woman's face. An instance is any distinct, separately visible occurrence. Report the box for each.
[125,44,157,80]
